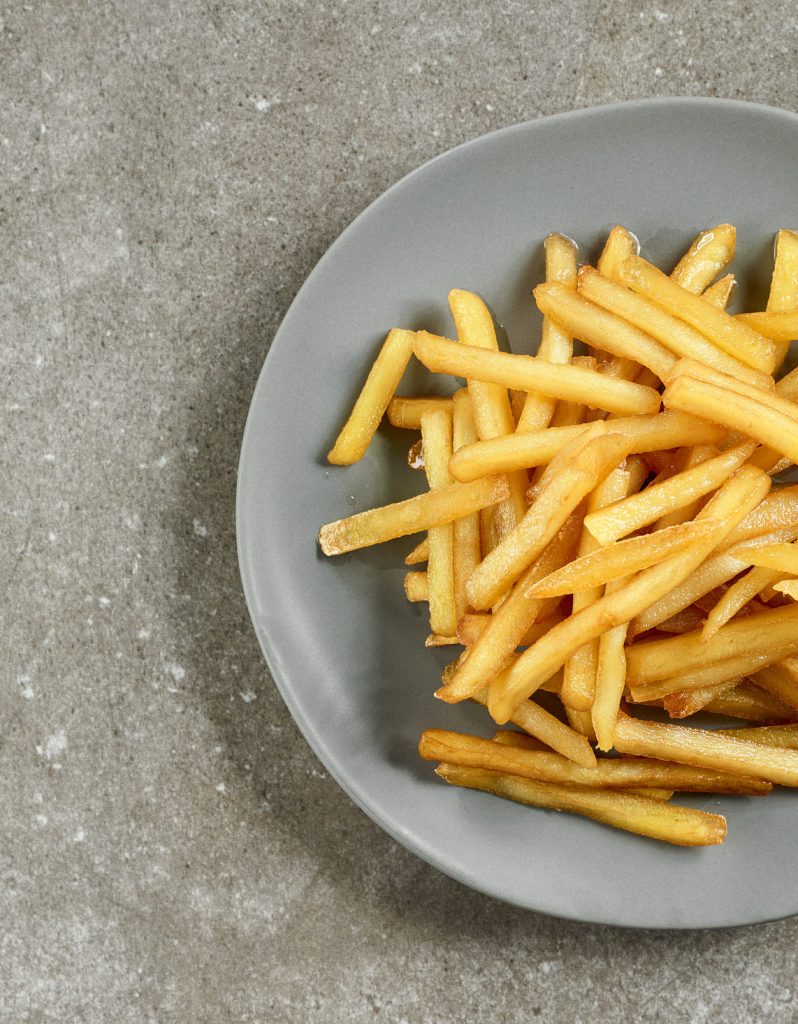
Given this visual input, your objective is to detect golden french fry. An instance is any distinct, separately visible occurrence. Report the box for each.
[657,606,706,634]
[702,273,735,309]
[327,329,415,464]
[420,410,457,635]
[425,633,460,647]
[584,443,754,545]
[451,390,482,617]
[774,579,798,600]
[491,729,549,750]
[626,602,798,685]
[470,686,596,768]
[420,729,772,794]
[517,233,577,433]
[436,513,581,702]
[715,723,798,749]
[488,466,771,723]
[449,410,723,482]
[413,330,661,417]
[404,536,429,565]
[630,652,777,703]
[404,571,428,602]
[592,600,628,751]
[578,266,767,386]
[534,281,677,380]
[619,255,776,372]
[652,445,718,530]
[701,565,784,642]
[530,520,720,598]
[613,710,798,785]
[456,612,565,648]
[670,224,736,293]
[754,663,798,713]
[767,228,798,369]
[701,682,793,723]
[466,427,631,610]
[597,225,639,279]
[434,763,727,846]
[723,487,798,547]
[664,374,798,466]
[318,474,510,555]
[662,682,740,719]
[386,396,453,430]
[736,310,798,344]
[728,541,798,575]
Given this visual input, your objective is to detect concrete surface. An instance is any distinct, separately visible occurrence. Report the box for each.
[2,1,798,1021]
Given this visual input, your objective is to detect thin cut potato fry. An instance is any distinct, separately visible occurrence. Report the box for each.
[529,520,721,598]
[327,328,415,464]
[619,255,777,372]
[404,536,428,565]
[657,606,706,633]
[727,542,798,575]
[613,711,798,786]
[470,686,596,768]
[451,391,482,617]
[456,612,565,648]
[534,281,677,380]
[701,565,784,642]
[670,224,736,293]
[625,602,798,685]
[629,653,781,703]
[753,664,798,713]
[767,228,798,369]
[774,579,798,600]
[666,360,785,412]
[386,396,453,430]
[420,409,457,636]
[413,330,661,416]
[736,310,798,344]
[403,571,428,602]
[425,633,459,647]
[318,474,511,555]
[434,763,727,846]
[702,274,735,309]
[489,466,770,723]
[715,723,798,750]
[660,681,739,718]
[467,427,631,610]
[448,290,528,538]
[592,576,629,751]
[700,683,793,722]
[578,266,767,386]
[583,443,754,545]
[597,225,639,280]
[663,375,798,466]
[437,513,581,702]
[419,730,770,793]
[722,487,798,547]
[517,233,577,433]
[449,410,723,482]
[652,445,718,531]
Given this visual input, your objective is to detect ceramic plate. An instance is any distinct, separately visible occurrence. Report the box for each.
[237,98,798,928]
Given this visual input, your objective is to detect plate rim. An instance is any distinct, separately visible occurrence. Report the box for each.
[237,96,798,930]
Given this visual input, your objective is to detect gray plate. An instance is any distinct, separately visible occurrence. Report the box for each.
[237,98,798,929]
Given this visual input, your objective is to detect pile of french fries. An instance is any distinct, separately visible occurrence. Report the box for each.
[319,224,798,846]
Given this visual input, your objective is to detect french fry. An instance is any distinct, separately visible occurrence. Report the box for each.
[701,683,794,723]
[451,391,482,617]
[613,710,798,785]
[664,375,798,467]
[420,729,771,794]
[436,513,581,702]
[727,541,798,575]
[386,396,454,430]
[626,602,798,685]
[529,520,720,598]
[722,487,798,547]
[434,763,728,846]
[657,606,705,634]
[701,565,783,642]
[665,360,785,410]
[714,723,798,749]
[534,281,677,380]
[404,571,428,602]
[456,611,566,648]
[327,329,415,464]
[774,579,798,600]
[619,254,777,372]
[318,474,510,555]
[404,536,429,565]
[630,652,774,702]
[662,682,741,719]
[470,686,596,768]
[670,224,736,293]
[753,663,798,713]
[449,410,723,482]
[583,443,754,545]
[448,290,529,540]
[652,445,718,530]
[517,233,577,433]
[597,225,638,280]
[736,310,798,345]
[702,273,735,309]
[413,330,661,417]
[420,410,457,635]
[466,427,631,610]
[489,466,770,723]
[767,228,798,369]
[578,266,767,386]
[592,577,629,751]
[425,633,460,647]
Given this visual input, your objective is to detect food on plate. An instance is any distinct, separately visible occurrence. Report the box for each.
[319,223,798,845]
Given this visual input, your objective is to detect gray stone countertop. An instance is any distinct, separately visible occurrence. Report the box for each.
[2,2,798,1021]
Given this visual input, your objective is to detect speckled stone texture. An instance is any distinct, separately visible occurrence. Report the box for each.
[2,1,798,1021]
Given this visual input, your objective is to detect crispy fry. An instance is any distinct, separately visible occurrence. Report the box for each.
[404,536,429,565]
[701,683,793,723]
[630,653,775,703]
[722,487,798,547]
[420,409,457,635]
[727,541,798,575]
[467,427,631,610]
[714,723,798,749]
[584,443,754,545]
[434,763,727,846]
[386,396,454,430]
[456,612,565,648]
[657,606,706,633]
[753,663,798,713]
[517,233,577,433]
[403,571,428,602]
[327,329,415,464]
[451,391,482,617]
[488,467,770,722]
[767,228,798,368]
[318,474,510,555]
[737,309,798,344]
[597,225,639,280]
[774,579,798,600]
[620,254,777,372]
[662,682,741,719]
[702,273,735,309]
[592,584,629,751]
[670,224,736,293]
[425,633,460,647]
[701,565,783,642]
